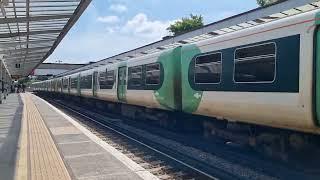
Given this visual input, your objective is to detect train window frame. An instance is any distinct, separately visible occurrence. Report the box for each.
[128,65,143,88]
[99,68,115,89]
[233,42,277,84]
[193,52,223,85]
[145,63,161,85]
[62,78,68,89]
[80,74,93,89]
[70,77,78,89]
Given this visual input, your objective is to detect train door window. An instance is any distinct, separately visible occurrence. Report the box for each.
[80,75,92,89]
[71,78,78,89]
[128,66,143,88]
[63,78,68,89]
[57,80,62,90]
[234,42,276,83]
[146,63,160,85]
[194,52,222,84]
[99,69,115,89]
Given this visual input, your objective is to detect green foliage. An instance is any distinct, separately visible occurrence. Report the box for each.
[167,14,204,36]
[256,0,282,6]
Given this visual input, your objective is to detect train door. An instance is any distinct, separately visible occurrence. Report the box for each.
[316,28,320,126]
[93,71,98,97]
[117,66,127,102]
[68,77,71,94]
[77,74,81,95]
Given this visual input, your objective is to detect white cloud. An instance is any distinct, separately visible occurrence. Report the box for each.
[109,4,127,13]
[97,15,120,23]
[46,31,156,64]
[46,12,175,63]
[121,13,174,40]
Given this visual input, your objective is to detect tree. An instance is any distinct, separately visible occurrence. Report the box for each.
[256,0,283,6]
[167,14,203,36]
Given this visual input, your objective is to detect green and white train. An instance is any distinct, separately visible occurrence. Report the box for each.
[33,9,320,158]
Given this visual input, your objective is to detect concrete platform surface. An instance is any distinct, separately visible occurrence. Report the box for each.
[29,94,151,180]
[0,94,23,180]
[25,93,157,180]
[0,93,158,180]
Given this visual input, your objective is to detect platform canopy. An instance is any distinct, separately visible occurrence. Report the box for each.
[0,0,91,79]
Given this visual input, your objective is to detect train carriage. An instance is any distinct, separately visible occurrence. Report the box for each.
[181,10,320,134]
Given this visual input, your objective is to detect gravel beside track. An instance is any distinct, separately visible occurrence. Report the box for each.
[41,95,320,180]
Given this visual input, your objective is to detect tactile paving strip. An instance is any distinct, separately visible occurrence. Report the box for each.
[16,94,71,180]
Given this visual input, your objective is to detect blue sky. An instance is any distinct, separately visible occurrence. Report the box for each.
[46,0,258,64]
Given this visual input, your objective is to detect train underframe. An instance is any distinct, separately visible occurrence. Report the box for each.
[39,92,320,167]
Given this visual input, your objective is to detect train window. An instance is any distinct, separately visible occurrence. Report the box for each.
[234,42,276,83]
[70,78,78,89]
[57,80,62,90]
[194,52,222,84]
[99,69,115,89]
[128,66,143,87]
[63,78,68,89]
[146,63,160,85]
[80,75,92,89]
[50,81,54,91]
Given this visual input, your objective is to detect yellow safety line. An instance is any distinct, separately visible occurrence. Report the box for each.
[15,93,71,180]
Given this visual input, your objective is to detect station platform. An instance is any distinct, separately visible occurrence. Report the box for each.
[0,93,157,180]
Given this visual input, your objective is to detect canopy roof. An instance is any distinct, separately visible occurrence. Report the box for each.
[0,0,91,79]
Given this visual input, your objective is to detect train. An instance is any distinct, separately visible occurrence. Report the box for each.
[33,9,320,160]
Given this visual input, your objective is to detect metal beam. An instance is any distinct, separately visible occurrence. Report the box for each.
[0,39,55,47]
[0,46,51,54]
[0,29,61,38]
[0,14,72,24]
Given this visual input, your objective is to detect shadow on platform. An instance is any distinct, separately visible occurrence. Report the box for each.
[0,94,23,180]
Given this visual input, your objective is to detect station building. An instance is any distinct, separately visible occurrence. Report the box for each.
[30,63,85,80]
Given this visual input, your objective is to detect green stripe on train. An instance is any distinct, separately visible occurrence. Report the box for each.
[155,47,182,110]
[181,44,203,113]
[154,45,202,112]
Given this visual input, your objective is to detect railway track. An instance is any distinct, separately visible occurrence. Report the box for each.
[42,95,319,180]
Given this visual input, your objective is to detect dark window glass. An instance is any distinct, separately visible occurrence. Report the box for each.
[235,43,276,59]
[57,80,62,89]
[70,78,78,89]
[63,78,68,89]
[234,43,276,82]
[51,82,54,90]
[128,66,143,87]
[80,75,92,89]
[194,52,222,84]
[146,63,160,85]
[99,70,115,89]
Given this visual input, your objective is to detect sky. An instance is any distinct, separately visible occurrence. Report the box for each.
[46,0,259,64]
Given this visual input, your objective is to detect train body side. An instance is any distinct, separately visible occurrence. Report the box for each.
[181,10,319,134]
